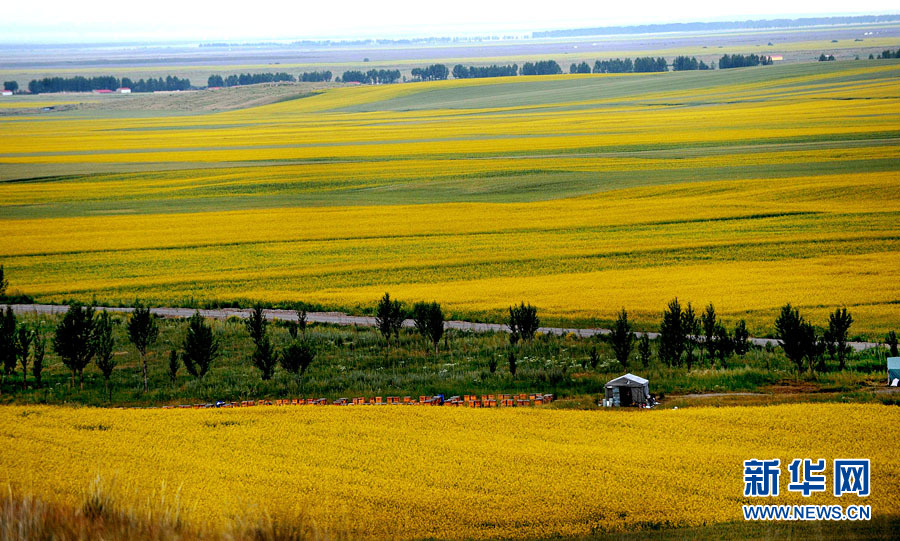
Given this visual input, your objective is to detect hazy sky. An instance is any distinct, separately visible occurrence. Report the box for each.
[2,0,897,43]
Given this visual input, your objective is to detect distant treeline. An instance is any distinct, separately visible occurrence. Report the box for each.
[672,56,711,71]
[587,57,669,73]
[453,64,518,78]
[521,60,563,75]
[340,69,401,84]
[532,14,900,38]
[207,72,294,87]
[875,49,900,59]
[411,64,449,81]
[27,75,190,94]
[719,54,773,69]
[208,71,334,87]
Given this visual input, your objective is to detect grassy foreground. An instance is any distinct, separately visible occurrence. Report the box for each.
[0,403,897,539]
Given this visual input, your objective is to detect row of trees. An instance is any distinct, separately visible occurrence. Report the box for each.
[452,64,518,79]
[0,301,319,397]
[207,72,296,87]
[719,54,774,69]
[521,60,563,75]
[875,49,900,59]
[340,69,402,84]
[410,64,450,81]
[774,305,856,374]
[672,56,712,71]
[26,75,191,94]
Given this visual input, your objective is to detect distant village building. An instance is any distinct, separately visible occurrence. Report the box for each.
[116,87,132,94]
[93,89,113,94]
[770,55,784,61]
[1,90,12,96]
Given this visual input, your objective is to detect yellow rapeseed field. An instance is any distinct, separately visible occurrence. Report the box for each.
[0,61,898,334]
[0,403,897,539]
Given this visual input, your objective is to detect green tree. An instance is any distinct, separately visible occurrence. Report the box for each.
[280,339,315,379]
[32,329,45,388]
[53,302,96,389]
[0,307,16,384]
[0,265,8,297]
[182,312,218,379]
[682,303,699,369]
[508,302,539,345]
[251,335,278,380]
[412,301,444,354]
[15,325,33,389]
[93,311,116,400]
[127,302,159,392]
[3,81,18,93]
[712,324,733,369]
[375,293,404,347]
[168,349,179,384]
[775,304,807,374]
[733,320,750,356]
[886,331,898,357]
[700,303,717,365]
[609,308,634,368]
[589,346,600,369]
[658,298,685,367]
[825,308,853,370]
[245,304,268,345]
[638,334,652,368]
[507,349,517,376]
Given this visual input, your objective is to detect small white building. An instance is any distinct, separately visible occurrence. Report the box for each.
[116,87,132,94]
[1,90,12,96]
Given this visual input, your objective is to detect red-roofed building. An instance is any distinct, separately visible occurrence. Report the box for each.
[93,89,113,94]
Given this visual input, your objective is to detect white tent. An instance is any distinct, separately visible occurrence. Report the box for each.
[604,373,650,407]
[888,357,900,387]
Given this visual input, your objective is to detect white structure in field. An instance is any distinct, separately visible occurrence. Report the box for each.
[1,90,12,96]
[116,87,132,94]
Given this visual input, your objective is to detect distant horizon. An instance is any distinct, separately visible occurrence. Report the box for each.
[2,1,899,44]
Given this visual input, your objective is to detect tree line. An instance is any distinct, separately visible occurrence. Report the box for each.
[340,69,402,84]
[588,57,670,73]
[410,65,450,81]
[452,64,519,78]
[718,54,774,69]
[207,72,296,87]
[26,75,191,94]
[521,60,563,75]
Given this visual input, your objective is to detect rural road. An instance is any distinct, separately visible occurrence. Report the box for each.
[1,304,884,352]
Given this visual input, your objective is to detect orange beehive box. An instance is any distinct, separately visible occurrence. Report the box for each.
[375,397,383,404]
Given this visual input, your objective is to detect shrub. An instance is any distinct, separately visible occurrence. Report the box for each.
[280,339,315,377]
